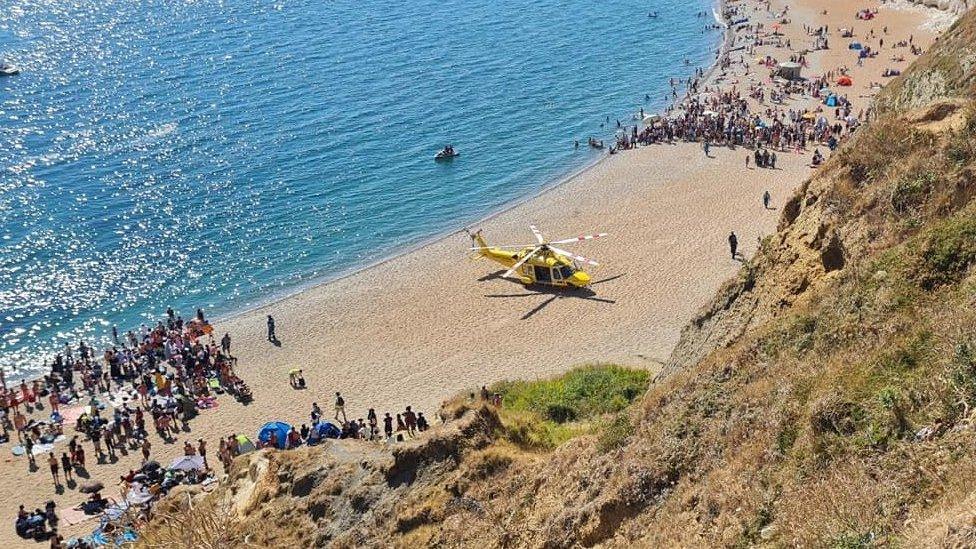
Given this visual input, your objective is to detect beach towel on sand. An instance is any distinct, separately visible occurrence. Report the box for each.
[59,505,95,526]
[59,497,119,526]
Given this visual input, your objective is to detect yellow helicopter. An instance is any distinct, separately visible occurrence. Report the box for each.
[467,225,607,287]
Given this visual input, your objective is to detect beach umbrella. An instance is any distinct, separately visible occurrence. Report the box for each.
[258,421,292,449]
[79,480,105,494]
[837,76,853,86]
[314,421,342,439]
[168,455,205,471]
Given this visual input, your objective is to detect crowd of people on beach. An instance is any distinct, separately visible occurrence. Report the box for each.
[601,2,923,168]
[5,305,440,546]
[6,307,252,544]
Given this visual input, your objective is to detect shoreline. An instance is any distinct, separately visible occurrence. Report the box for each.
[206,151,610,331]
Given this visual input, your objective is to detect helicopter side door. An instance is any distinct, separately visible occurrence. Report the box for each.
[533,265,552,283]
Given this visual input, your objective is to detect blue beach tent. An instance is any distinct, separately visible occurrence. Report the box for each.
[258,421,292,449]
[314,421,342,439]
[825,94,839,107]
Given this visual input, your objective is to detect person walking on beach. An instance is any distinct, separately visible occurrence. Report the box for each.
[221,333,232,355]
[267,315,276,342]
[763,190,771,209]
[728,231,738,259]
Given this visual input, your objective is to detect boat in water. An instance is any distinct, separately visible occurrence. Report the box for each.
[0,62,19,76]
[434,144,459,161]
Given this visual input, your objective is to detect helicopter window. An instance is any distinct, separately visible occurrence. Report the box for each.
[558,266,573,279]
[533,266,552,282]
[552,268,563,281]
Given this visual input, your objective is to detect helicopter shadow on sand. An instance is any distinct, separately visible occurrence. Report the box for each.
[483,273,625,320]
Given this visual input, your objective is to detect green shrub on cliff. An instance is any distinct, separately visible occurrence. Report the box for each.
[492,365,649,450]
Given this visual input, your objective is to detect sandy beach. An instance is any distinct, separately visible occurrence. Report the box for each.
[0,0,948,545]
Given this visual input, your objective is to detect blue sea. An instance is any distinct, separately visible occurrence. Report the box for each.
[0,0,719,379]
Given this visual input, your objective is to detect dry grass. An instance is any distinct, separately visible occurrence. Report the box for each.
[137,496,245,549]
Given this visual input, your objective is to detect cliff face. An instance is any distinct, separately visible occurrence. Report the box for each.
[138,10,976,548]
[664,8,976,378]
[911,0,972,15]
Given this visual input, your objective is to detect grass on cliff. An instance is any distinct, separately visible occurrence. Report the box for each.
[490,365,650,451]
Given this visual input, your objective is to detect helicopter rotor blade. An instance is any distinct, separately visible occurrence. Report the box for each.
[468,244,540,250]
[549,246,599,266]
[502,246,542,279]
[529,224,545,244]
[549,232,608,245]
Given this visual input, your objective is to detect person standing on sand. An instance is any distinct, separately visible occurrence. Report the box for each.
[729,231,738,259]
[334,392,347,423]
[48,452,60,486]
[221,333,232,355]
[61,452,72,482]
[198,439,208,469]
[267,315,276,342]
[141,438,151,463]
[24,435,36,468]
[404,407,417,437]
[14,409,26,442]
[763,190,771,209]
